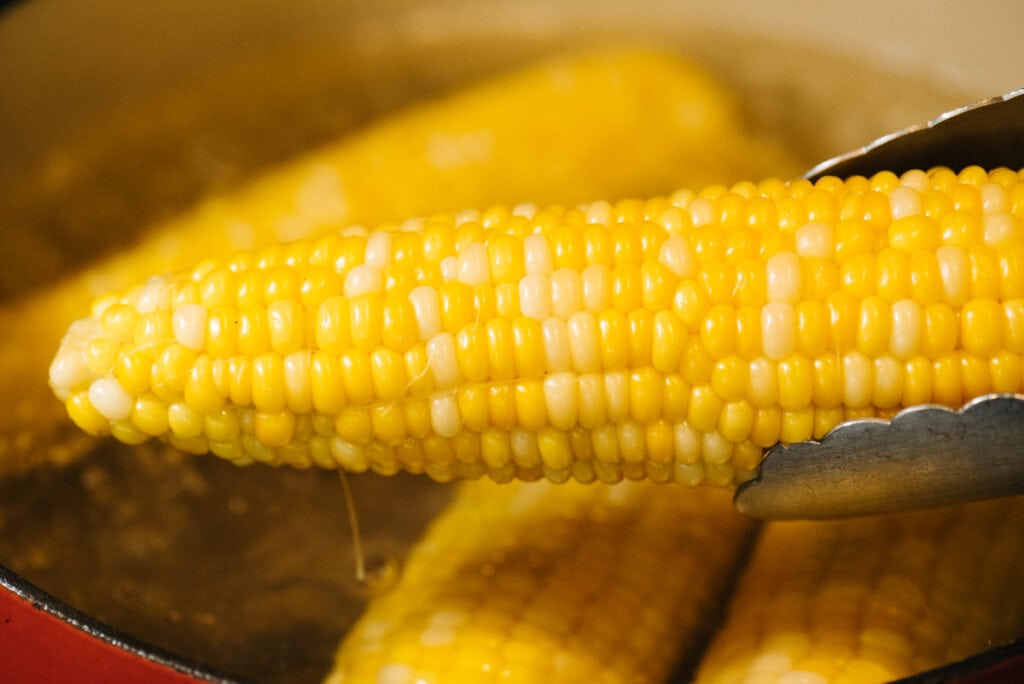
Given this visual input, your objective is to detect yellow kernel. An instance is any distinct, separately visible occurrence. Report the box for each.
[909,251,942,305]
[251,354,286,412]
[612,263,642,311]
[873,355,904,409]
[131,396,170,436]
[701,304,736,360]
[515,380,547,431]
[267,299,304,355]
[309,353,344,414]
[902,357,933,406]
[961,299,1003,357]
[812,355,843,408]
[167,401,204,438]
[932,354,962,406]
[780,408,814,443]
[875,248,911,301]
[254,410,295,447]
[711,355,748,402]
[856,296,890,357]
[348,293,383,352]
[184,356,224,414]
[777,354,813,410]
[990,351,1023,393]
[630,368,661,424]
[719,399,755,442]
[687,384,723,433]
[340,349,374,405]
[734,306,762,359]
[749,407,782,447]
[370,348,407,402]
[315,296,350,354]
[237,306,270,357]
[455,325,489,382]
[795,300,829,358]
[888,215,939,251]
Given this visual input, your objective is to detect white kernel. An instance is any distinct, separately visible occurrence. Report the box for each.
[409,286,442,340]
[983,211,1021,246]
[584,200,612,225]
[48,350,91,397]
[439,256,458,281]
[283,352,313,414]
[543,371,578,430]
[981,181,1009,212]
[134,276,168,314]
[426,333,459,388]
[338,224,369,237]
[541,317,571,372]
[172,303,208,352]
[363,231,393,269]
[398,217,424,232]
[899,168,930,192]
[658,234,697,278]
[523,234,554,275]
[702,431,733,465]
[550,268,582,319]
[581,264,612,312]
[87,378,132,421]
[765,252,802,304]
[328,436,369,471]
[842,350,874,408]
[429,394,460,438]
[456,242,489,286]
[794,222,834,258]
[673,422,702,463]
[889,186,922,219]
[343,264,382,298]
[519,273,551,320]
[603,371,629,422]
[687,197,715,227]
[566,311,600,372]
[936,245,969,307]
[454,208,480,225]
[377,664,414,684]
[889,299,923,359]
[511,202,538,218]
[761,302,796,361]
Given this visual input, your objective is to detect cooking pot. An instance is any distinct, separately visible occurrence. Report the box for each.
[1,1,1022,682]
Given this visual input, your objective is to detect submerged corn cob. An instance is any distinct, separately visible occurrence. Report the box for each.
[694,497,1024,684]
[49,166,1024,485]
[5,50,792,476]
[327,479,754,683]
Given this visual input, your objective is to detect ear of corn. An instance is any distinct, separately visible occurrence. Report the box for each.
[325,479,755,683]
[49,166,1024,485]
[3,50,794,476]
[693,496,1024,684]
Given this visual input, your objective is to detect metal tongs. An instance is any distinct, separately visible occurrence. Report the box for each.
[734,88,1024,520]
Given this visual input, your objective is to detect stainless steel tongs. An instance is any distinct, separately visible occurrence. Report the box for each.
[734,88,1024,520]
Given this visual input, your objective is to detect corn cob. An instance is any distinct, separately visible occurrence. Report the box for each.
[694,497,1024,684]
[4,50,793,476]
[49,166,1024,485]
[326,478,754,683]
